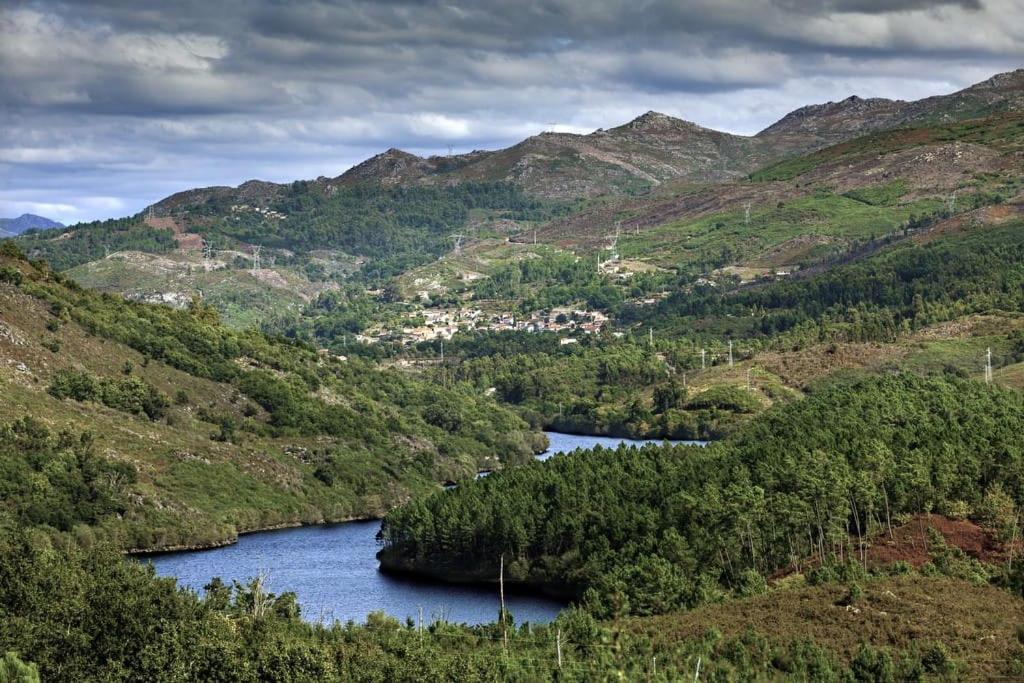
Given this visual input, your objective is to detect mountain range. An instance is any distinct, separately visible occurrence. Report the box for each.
[130,68,1024,220]
[0,213,63,237]
[327,68,1024,198]
[9,67,1024,325]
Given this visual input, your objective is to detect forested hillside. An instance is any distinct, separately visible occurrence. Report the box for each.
[379,374,1024,614]
[16,181,565,278]
[0,242,542,551]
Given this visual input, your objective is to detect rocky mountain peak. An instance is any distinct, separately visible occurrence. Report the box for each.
[618,111,707,133]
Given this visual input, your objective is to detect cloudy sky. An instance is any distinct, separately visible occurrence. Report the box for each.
[2,0,1022,225]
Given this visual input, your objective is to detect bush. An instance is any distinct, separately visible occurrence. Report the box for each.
[0,240,25,259]
[0,266,23,286]
[48,369,169,420]
[685,385,760,413]
[0,652,39,683]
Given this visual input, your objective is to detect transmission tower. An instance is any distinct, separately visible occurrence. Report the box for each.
[986,347,993,384]
[947,191,957,214]
[744,202,752,226]
[449,234,467,255]
[201,238,214,262]
[250,245,262,275]
[728,340,734,367]
[701,348,706,369]
[604,224,620,263]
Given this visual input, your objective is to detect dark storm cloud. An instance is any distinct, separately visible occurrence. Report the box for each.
[1,0,1022,223]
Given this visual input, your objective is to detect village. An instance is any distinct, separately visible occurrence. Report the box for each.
[356,305,611,345]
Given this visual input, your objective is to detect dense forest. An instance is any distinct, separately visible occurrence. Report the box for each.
[379,374,1024,615]
[428,333,762,439]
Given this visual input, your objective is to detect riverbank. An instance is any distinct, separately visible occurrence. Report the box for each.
[126,515,382,555]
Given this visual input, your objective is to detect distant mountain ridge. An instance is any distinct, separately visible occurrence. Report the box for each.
[0,213,63,237]
[140,68,1024,212]
[329,68,1024,198]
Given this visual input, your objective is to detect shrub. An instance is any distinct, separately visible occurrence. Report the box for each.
[0,266,23,285]
[48,369,169,420]
[0,651,39,683]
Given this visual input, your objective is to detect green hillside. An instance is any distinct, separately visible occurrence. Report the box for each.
[0,243,542,551]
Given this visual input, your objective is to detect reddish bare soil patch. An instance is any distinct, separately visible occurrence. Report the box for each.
[867,515,1006,568]
[913,201,1024,244]
[145,215,203,251]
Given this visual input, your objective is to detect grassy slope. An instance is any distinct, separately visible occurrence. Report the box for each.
[616,191,943,270]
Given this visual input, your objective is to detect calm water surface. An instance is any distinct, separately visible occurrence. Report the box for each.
[145,432,704,625]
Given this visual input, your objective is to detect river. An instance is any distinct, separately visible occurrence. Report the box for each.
[144,432,704,626]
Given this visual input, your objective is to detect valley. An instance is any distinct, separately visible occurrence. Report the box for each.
[4,66,1024,681]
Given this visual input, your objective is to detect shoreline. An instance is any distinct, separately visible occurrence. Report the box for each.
[126,515,382,556]
[128,431,703,556]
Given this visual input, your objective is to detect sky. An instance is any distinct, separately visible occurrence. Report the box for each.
[2,0,1023,225]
